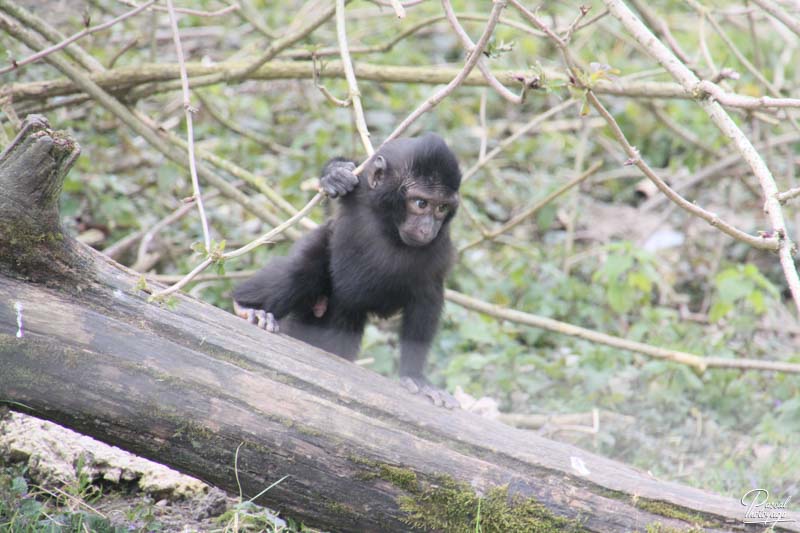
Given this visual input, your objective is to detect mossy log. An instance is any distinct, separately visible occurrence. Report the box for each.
[1,116,797,533]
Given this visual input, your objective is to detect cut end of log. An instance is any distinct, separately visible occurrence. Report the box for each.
[0,114,84,282]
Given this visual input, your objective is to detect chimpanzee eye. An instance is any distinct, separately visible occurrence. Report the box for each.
[414,199,428,209]
[436,204,449,214]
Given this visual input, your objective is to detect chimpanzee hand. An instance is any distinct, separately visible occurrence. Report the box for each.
[400,376,460,409]
[320,159,358,198]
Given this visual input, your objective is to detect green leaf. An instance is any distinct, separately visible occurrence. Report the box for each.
[607,283,633,313]
[709,301,733,322]
[715,275,753,304]
[744,264,779,296]
[600,253,633,282]
[19,497,42,518]
[628,271,653,293]
[747,290,766,314]
[535,203,557,232]
[11,476,28,495]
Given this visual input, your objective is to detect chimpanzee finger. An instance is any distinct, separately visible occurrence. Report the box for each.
[321,179,339,197]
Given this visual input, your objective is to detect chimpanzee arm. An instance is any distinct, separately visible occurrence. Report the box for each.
[232,223,331,328]
[398,284,459,409]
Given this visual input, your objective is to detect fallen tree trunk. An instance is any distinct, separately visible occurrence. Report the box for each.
[0,116,796,532]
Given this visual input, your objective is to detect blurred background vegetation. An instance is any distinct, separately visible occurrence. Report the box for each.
[2,0,799,518]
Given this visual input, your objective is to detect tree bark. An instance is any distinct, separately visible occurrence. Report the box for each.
[0,115,796,532]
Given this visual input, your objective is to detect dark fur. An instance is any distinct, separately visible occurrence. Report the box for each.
[233,133,460,380]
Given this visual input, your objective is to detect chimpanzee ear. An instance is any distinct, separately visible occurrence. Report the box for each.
[368,155,386,189]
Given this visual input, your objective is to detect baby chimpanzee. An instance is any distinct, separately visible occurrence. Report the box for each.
[233,133,460,408]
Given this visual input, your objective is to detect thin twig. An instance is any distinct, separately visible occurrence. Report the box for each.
[463,99,578,182]
[119,0,240,18]
[387,0,406,19]
[196,91,298,156]
[603,0,800,317]
[336,0,374,155]
[750,0,800,38]
[312,55,352,106]
[627,0,692,66]
[445,289,800,374]
[562,121,591,274]
[229,2,338,81]
[107,36,140,69]
[134,193,223,271]
[689,0,779,94]
[647,103,718,157]
[441,0,525,104]
[0,0,103,71]
[508,0,780,253]
[149,194,324,300]
[166,0,211,253]
[459,161,602,253]
[588,90,777,251]
[0,3,304,245]
[282,12,546,60]
[0,0,155,75]
[562,4,591,43]
[149,270,256,283]
[641,132,800,211]
[353,0,509,175]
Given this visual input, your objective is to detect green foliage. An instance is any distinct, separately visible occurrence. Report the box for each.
[0,463,128,533]
[709,264,778,322]
[483,37,515,59]
[592,243,659,314]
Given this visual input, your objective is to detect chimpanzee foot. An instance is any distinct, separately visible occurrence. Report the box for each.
[234,302,279,333]
[400,376,460,409]
[253,310,279,332]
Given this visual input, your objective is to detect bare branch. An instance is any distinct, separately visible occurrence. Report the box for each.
[387,0,406,18]
[750,0,800,38]
[336,0,374,155]
[508,0,780,253]
[446,289,800,374]
[603,0,800,318]
[460,161,602,253]
[119,0,240,18]
[149,193,324,300]
[166,0,211,253]
[9,59,800,110]
[441,0,525,104]
[354,0,509,175]
[0,0,155,75]
[463,99,579,182]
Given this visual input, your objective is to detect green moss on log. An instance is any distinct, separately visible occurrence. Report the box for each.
[635,498,713,528]
[348,457,581,532]
[399,476,582,532]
